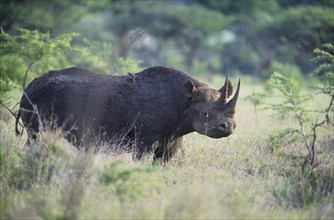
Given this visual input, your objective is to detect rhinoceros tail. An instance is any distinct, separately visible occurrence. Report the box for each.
[15,111,21,136]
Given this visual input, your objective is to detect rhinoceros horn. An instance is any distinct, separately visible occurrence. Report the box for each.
[215,78,241,114]
[218,76,233,103]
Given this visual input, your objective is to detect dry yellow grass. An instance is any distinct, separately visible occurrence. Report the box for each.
[1,77,333,219]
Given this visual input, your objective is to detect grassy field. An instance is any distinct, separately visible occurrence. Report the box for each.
[0,78,333,219]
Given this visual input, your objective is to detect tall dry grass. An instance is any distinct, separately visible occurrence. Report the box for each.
[0,79,333,219]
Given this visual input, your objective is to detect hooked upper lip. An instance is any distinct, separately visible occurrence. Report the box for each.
[205,128,232,138]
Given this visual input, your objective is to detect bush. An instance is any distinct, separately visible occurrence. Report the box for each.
[266,128,300,152]
[262,61,304,82]
[274,168,333,208]
[0,28,80,91]
[264,44,334,209]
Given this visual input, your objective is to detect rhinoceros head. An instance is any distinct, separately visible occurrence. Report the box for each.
[183,77,240,138]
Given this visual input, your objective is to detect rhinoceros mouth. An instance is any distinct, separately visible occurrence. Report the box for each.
[211,132,232,138]
[200,128,232,139]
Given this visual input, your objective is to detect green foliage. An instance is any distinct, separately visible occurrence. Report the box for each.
[0,0,89,32]
[263,61,304,82]
[274,169,334,208]
[263,6,333,51]
[105,1,232,69]
[311,43,334,99]
[168,5,231,69]
[0,121,21,185]
[78,40,113,73]
[245,92,266,124]
[171,5,230,37]
[0,81,333,219]
[0,126,85,219]
[0,28,79,61]
[101,161,152,185]
[1,130,74,191]
[0,28,80,91]
[220,37,261,75]
[0,2,333,219]
[312,43,334,71]
[198,0,279,16]
[266,44,334,177]
[269,72,312,118]
[267,71,321,157]
[1,0,332,77]
[100,161,153,200]
[220,4,333,76]
[73,39,141,75]
[246,92,266,107]
[0,28,141,97]
[110,57,141,75]
[266,128,300,152]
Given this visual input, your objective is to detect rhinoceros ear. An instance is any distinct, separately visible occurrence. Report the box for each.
[183,80,198,98]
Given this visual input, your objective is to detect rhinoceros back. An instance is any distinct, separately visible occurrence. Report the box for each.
[19,66,205,144]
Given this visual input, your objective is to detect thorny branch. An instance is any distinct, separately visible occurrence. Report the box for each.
[295,111,311,154]
[23,92,43,133]
[301,94,334,173]
[325,95,334,126]
[22,61,35,89]
[22,52,43,89]
[0,100,23,128]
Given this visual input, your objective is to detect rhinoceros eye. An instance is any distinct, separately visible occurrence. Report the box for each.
[202,111,209,119]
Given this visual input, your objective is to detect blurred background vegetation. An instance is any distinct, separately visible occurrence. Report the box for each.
[1,0,333,94]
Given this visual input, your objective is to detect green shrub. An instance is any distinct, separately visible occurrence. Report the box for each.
[266,128,300,152]
[265,44,334,209]
[0,28,80,91]
[73,40,141,75]
[100,160,153,200]
[274,168,333,208]
[262,61,304,82]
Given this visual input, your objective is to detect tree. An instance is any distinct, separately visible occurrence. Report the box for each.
[251,6,333,75]
[267,44,334,171]
[104,1,231,69]
[104,1,150,58]
[169,5,231,69]
[217,3,333,77]
[0,28,80,91]
[196,0,279,16]
[0,0,90,34]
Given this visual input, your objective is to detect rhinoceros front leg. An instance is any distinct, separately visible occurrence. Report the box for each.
[132,136,158,161]
[153,137,183,163]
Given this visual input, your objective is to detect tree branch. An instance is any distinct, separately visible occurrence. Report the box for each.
[22,61,35,89]
[0,100,23,128]
[0,100,17,118]
[310,119,326,165]
[325,95,334,125]
[125,28,145,51]
[296,111,311,153]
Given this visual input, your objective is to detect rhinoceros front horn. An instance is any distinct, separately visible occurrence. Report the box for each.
[215,78,241,114]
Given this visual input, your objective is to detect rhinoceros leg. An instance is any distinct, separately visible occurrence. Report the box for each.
[132,136,157,161]
[154,137,183,163]
[24,129,38,148]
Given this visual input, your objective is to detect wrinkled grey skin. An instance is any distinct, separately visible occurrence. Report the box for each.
[16,66,240,162]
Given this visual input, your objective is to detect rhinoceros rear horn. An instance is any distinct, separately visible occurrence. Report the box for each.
[215,76,233,106]
[216,76,233,108]
[223,78,240,114]
[218,76,233,102]
[215,78,240,114]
